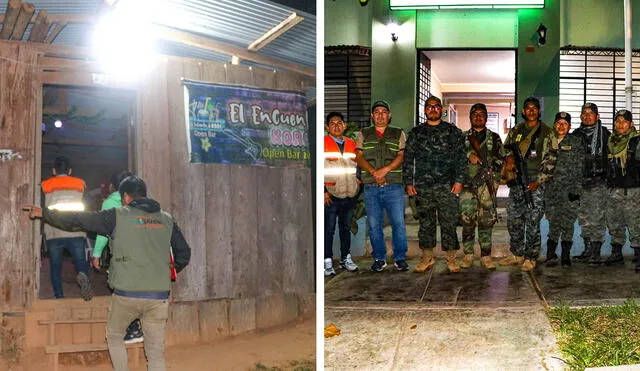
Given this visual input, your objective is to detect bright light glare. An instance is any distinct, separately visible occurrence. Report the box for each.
[93,0,158,82]
[388,22,399,36]
[54,120,62,128]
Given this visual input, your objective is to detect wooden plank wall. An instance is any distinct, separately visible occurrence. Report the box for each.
[137,57,314,340]
[0,42,39,311]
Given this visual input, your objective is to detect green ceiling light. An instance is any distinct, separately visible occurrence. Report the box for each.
[359,0,369,6]
[389,0,544,9]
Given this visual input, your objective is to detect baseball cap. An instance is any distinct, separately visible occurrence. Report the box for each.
[523,96,541,109]
[581,102,599,114]
[469,103,487,115]
[371,100,390,112]
[614,109,632,122]
[554,111,571,124]
[425,96,442,107]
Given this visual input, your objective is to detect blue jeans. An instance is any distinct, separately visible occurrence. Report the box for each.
[324,195,357,260]
[47,237,89,298]
[363,184,408,261]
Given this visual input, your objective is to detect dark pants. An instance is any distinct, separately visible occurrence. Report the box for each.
[324,195,357,259]
[47,237,89,298]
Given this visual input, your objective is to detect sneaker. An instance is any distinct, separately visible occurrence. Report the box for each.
[124,320,144,344]
[76,272,92,301]
[394,260,409,271]
[339,254,359,272]
[324,258,336,276]
[371,260,387,272]
[123,330,144,344]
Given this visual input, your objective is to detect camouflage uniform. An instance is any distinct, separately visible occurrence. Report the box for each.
[544,132,586,242]
[606,129,640,248]
[403,121,466,251]
[459,128,504,256]
[573,122,610,242]
[503,122,558,260]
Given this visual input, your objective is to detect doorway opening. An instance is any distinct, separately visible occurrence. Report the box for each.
[39,85,137,300]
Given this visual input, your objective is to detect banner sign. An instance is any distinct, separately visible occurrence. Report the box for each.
[184,81,310,167]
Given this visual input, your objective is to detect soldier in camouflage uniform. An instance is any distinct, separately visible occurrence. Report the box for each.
[604,110,640,271]
[543,112,585,267]
[572,103,611,264]
[459,103,503,270]
[500,96,558,272]
[404,96,467,273]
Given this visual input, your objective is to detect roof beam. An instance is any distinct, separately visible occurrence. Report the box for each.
[0,13,96,24]
[151,25,314,77]
[247,12,303,52]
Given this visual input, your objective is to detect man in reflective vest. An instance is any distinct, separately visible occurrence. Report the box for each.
[41,156,91,300]
[324,112,360,276]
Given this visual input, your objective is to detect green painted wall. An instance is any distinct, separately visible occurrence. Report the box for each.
[561,0,640,48]
[416,10,518,48]
[325,0,373,47]
[516,0,561,125]
[371,2,417,130]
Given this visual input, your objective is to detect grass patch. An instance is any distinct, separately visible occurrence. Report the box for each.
[252,359,314,371]
[547,299,640,370]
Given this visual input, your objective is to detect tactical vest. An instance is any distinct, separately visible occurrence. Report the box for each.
[465,129,496,181]
[512,123,552,180]
[42,175,86,240]
[607,136,640,188]
[324,136,359,198]
[360,126,403,184]
[108,206,174,292]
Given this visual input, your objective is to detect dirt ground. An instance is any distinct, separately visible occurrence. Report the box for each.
[2,318,315,371]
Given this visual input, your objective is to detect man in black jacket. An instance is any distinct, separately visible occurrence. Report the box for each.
[25,175,190,371]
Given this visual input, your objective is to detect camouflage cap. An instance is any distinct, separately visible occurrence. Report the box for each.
[554,111,571,124]
[614,109,632,122]
[581,102,598,114]
[523,96,541,109]
[469,103,488,116]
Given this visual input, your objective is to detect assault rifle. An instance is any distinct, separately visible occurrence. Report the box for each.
[505,142,534,208]
[467,133,497,206]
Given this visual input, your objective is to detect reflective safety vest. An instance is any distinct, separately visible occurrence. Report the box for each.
[324,136,359,198]
[42,175,86,239]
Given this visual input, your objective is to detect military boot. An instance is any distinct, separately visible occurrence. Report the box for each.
[460,254,474,269]
[499,255,525,266]
[633,247,640,273]
[604,243,624,265]
[414,248,435,273]
[480,256,496,271]
[544,238,559,267]
[446,250,460,273]
[574,238,592,262]
[587,241,602,265]
[560,240,572,267]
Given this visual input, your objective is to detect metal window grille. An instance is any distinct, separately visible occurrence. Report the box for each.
[417,52,432,125]
[560,47,640,130]
[324,46,372,127]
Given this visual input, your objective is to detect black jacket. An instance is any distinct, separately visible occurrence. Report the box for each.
[43,197,191,272]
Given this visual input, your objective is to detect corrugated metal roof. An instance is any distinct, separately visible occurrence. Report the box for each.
[0,0,315,68]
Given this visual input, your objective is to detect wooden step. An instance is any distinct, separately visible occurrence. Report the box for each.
[38,319,107,325]
[45,342,143,354]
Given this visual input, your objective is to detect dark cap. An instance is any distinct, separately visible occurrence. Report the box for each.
[523,96,541,109]
[614,109,632,122]
[371,100,391,112]
[425,96,442,107]
[469,103,487,115]
[581,102,598,114]
[554,111,571,124]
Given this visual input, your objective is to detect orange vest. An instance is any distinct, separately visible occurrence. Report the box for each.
[324,136,359,198]
[42,175,86,239]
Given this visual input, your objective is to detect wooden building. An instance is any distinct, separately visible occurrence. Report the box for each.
[0,0,315,363]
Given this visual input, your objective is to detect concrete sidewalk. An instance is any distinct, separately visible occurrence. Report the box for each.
[324,257,640,370]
